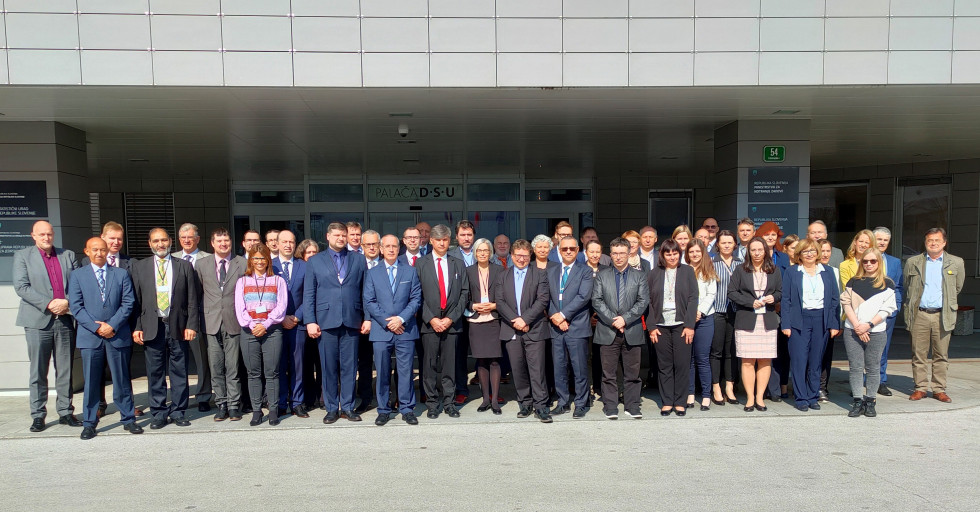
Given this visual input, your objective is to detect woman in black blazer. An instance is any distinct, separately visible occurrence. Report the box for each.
[727,237,782,412]
[646,239,699,416]
[465,239,505,414]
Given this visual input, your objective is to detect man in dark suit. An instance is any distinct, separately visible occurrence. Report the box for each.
[415,221,433,256]
[131,228,200,429]
[416,224,469,418]
[496,239,553,423]
[450,220,477,405]
[13,220,80,432]
[272,229,309,418]
[68,237,141,439]
[195,228,246,421]
[548,236,594,418]
[355,229,382,413]
[592,237,650,420]
[304,222,370,423]
[173,222,212,412]
[398,227,424,266]
[873,227,904,397]
[363,234,423,426]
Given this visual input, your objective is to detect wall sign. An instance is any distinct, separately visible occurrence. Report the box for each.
[748,203,798,228]
[0,220,37,256]
[763,145,785,162]
[371,185,459,202]
[747,167,799,203]
[0,181,48,217]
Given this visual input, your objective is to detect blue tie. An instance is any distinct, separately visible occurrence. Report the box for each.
[388,265,396,292]
[515,269,526,316]
[559,265,570,308]
[282,261,291,283]
[96,268,106,302]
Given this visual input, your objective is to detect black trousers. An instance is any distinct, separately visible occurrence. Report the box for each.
[356,333,374,405]
[599,335,642,412]
[654,324,693,408]
[505,335,549,410]
[143,320,190,420]
[421,331,457,410]
[710,312,739,384]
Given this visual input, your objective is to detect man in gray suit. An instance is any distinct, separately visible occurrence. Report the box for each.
[13,220,81,432]
[195,228,247,421]
[592,237,650,420]
[173,222,212,412]
[808,220,844,268]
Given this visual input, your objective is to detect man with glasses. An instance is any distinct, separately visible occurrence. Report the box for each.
[701,218,719,253]
[356,229,382,411]
[547,221,575,263]
[399,228,423,267]
[273,230,309,418]
[265,230,280,258]
[548,236,594,418]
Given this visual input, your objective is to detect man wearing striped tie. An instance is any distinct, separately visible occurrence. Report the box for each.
[132,228,200,429]
[173,223,212,413]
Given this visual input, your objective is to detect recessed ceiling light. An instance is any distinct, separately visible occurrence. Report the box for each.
[388,112,414,117]
[128,158,149,162]
[772,109,801,115]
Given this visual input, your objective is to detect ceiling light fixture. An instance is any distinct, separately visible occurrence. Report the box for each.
[772,109,801,115]
[128,158,149,162]
[388,112,414,117]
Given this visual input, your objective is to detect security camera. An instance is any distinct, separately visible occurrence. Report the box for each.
[398,123,409,138]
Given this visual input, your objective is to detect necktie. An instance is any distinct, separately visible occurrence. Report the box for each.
[617,269,626,309]
[368,259,377,269]
[156,259,170,311]
[437,257,447,310]
[282,261,291,283]
[108,254,116,267]
[411,255,418,266]
[560,265,570,308]
[498,256,508,269]
[183,254,193,263]
[515,269,525,315]
[219,259,227,287]
[388,265,396,292]
[96,268,106,302]
[333,253,343,280]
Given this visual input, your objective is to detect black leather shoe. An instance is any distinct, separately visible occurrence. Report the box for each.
[477,402,492,412]
[550,404,570,415]
[172,416,191,427]
[323,411,340,424]
[711,397,726,406]
[795,404,808,412]
[249,412,263,426]
[292,404,309,418]
[675,409,687,417]
[877,384,893,397]
[29,418,45,432]
[771,395,783,403]
[517,406,532,418]
[700,404,710,411]
[198,402,211,413]
[863,398,877,417]
[228,409,243,421]
[660,409,672,417]
[726,397,740,405]
[375,414,390,426]
[743,406,754,412]
[149,418,168,430]
[534,409,553,423]
[444,404,461,418]
[754,404,767,412]
[123,422,143,434]
[403,412,419,425]
[213,405,229,422]
[341,410,362,422]
[59,414,82,427]
[353,401,372,414]
[809,403,821,410]
[572,407,587,419]
[492,407,502,415]
[80,426,97,440]
[426,409,440,419]
[847,398,864,417]
[268,414,280,426]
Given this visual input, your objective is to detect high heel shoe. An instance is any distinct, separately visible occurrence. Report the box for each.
[726,397,740,405]
[477,402,491,412]
[660,409,672,417]
[675,408,687,417]
[743,405,754,412]
[700,399,711,411]
[711,396,726,406]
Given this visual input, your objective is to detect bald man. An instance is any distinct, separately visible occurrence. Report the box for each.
[13,220,81,432]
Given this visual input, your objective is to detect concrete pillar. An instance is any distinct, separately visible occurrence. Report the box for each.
[712,120,811,235]
[0,121,89,390]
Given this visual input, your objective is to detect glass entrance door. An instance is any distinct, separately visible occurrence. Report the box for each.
[368,203,462,237]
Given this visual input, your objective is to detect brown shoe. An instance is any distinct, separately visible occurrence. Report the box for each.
[134,408,144,417]
[933,392,952,403]
[909,390,928,401]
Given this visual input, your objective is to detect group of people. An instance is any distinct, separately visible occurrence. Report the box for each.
[13,214,964,438]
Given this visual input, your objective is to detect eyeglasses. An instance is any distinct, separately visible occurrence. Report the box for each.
[560,247,577,252]
[251,257,267,261]
[512,253,531,260]
[861,259,878,265]
[403,236,420,240]
[800,249,817,255]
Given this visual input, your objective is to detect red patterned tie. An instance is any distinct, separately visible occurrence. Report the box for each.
[437,257,447,310]
[411,255,418,266]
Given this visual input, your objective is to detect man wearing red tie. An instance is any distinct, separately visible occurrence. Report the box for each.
[415,225,470,418]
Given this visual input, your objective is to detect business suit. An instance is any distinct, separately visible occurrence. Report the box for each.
[303,248,367,413]
[13,245,78,420]
[173,249,212,407]
[132,255,200,421]
[592,265,650,415]
[728,268,783,333]
[449,246,476,399]
[272,256,307,410]
[496,264,551,412]
[68,264,136,428]
[547,262,594,410]
[646,265,698,408]
[880,253,904,385]
[196,254,246,412]
[82,253,135,413]
[355,258,383,410]
[904,251,965,394]
[780,264,841,408]
[416,252,469,412]
[363,260,422,416]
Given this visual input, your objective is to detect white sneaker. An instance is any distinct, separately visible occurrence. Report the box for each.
[624,409,643,419]
[604,410,619,420]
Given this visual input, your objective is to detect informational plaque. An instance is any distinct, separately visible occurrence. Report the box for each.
[747,203,799,228]
[0,220,36,256]
[747,167,799,203]
[370,184,459,202]
[0,181,48,217]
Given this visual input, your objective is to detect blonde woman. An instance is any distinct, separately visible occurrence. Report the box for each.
[672,225,693,264]
[621,230,650,272]
[838,229,875,289]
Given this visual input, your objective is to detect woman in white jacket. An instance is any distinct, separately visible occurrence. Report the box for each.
[840,248,897,418]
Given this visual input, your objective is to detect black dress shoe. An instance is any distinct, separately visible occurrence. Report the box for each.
[172,416,191,427]
[242,405,253,414]
[534,409,553,423]
[550,404,571,415]
[268,413,281,426]
[711,397,726,406]
[477,403,492,412]
[59,414,82,427]
[229,409,243,421]
[426,409,440,419]
[198,402,211,413]
[492,407,502,415]
[149,418,169,430]
[700,405,710,411]
[727,397,740,405]
[80,426,97,440]
[375,414,390,426]
[249,412,263,426]
[293,404,310,418]
[123,422,144,434]
[29,418,45,432]
[404,412,419,425]
[444,404,461,418]
[754,404,767,412]
[809,403,821,410]
[517,406,533,418]
[686,402,695,408]
[340,410,362,422]
[743,406,754,412]
[660,409,672,417]
[213,406,229,422]
[323,411,340,424]
[771,395,783,403]
[878,384,893,396]
[572,407,587,419]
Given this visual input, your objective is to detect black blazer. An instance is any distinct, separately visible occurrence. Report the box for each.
[416,253,469,334]
[465,264,503,320]
[131,256,200,340]
[495,265,551,341]
[727,267,783,331]
[645,265,698,329]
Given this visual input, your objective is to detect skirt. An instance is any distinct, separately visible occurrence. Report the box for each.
[468,320,502,359]
[735,315,777,359]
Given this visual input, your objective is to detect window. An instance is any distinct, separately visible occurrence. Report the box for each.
[467,183,520,201]
[234,191,304,204]
[648,190,692,241]
[469,211,520,242]
[309,184,364,203]
[525,188,592,201]
[809,183,869,251]
[124,193,174,259]
[899,178,950,261]
[311,212,366,243]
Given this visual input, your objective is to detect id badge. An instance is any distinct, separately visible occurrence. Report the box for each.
[754,306,766,314]
[255,305,267,314]
[481,295,489,303]
[156,285,169,293]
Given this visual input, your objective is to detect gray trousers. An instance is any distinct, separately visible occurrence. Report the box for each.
[843,328,887,399]
[207,328,242,409]
[242,325,282,411]
[24,317,75,418]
